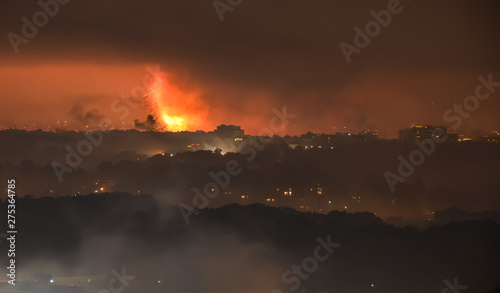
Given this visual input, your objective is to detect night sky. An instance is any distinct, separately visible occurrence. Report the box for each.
[1,0,499,136]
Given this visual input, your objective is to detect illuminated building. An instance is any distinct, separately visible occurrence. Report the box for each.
[214,124,244,139]
[398,125,447,143]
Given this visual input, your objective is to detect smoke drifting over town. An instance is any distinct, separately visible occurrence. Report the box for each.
[69,104,106,127]
[133,115,157,131]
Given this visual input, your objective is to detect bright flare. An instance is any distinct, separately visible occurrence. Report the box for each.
[162,114,184,132]
[145,70,206,132]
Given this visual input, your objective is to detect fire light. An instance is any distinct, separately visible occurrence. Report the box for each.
[145,70,207,132]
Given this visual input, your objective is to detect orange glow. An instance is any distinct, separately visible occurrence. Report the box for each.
[146,71,207,132]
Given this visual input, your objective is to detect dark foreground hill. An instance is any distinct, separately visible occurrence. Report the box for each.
[1,193,499,293]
